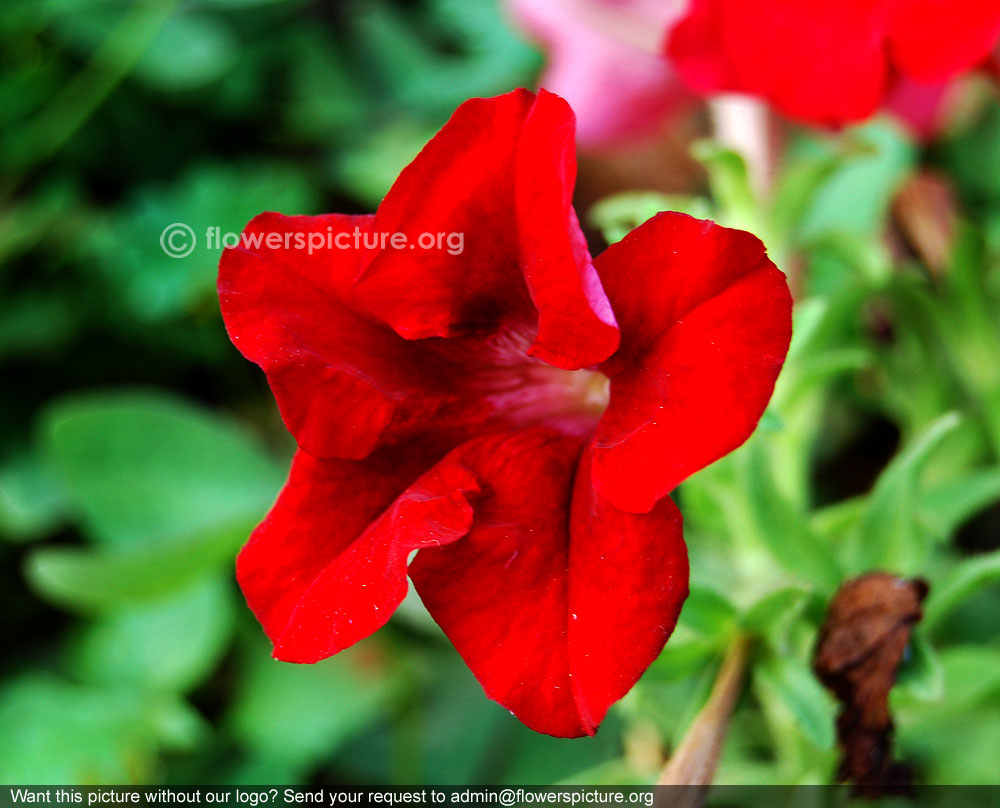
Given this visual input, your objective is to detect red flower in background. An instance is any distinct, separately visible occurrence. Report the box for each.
[218,89,791,737]
[666,0,1000,126]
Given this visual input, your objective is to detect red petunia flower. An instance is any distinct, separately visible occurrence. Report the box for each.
[666,0,1000,127]
[218,88,792,738]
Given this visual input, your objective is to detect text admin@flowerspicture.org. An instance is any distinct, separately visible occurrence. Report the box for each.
[7,789,655,808]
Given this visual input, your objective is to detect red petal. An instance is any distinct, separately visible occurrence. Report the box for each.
[517,90,620,369]
[668,0,1000,126]
[356,89,618,370]
[356,90,533,341]
[729,0,888,125]
[668,0,890,125]
[592,212,791,513]
[218,213,394,460]
[408,430,688,738]
[888,0,1000,82]
[665,0,743,95]
[219,212,575,459]
[238,446,475,663]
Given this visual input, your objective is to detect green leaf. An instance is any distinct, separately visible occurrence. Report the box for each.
[496,710,625,786]
[938,646,1000,710]
[796,120,915,241]
[627,667,718,750]
[406,656,513,784]
[920,468,1000,540]
[924,548,1000,633]
[228,639,401,766]
[588,192,713,245]
[145,694,210,752]
[810,497,865,542]
[332,121,438,208]
[941,100,1000,207]
[692,140,756,229]
[756,408,784,432]
[83,163,317,320]
[193,0,294,8]
[284,31,367,140]
[895,647,1000,783]
[650,636,724,681]
[678,586,738,637]
[895,633,944,702]
[772,348,872,413]
[347,0,538,117]
[0,674,188,783]
[555,760,646,787]
[132,14,239,92]
[0,291,80,361]
[43,390,283,546]
[0,182,82,270]
[754,654,836,750]
[804,233,895,293]
[770,149,842,237]
[897,708,1000,785]
[0,450,67,542]
[25,520,249,611]
[847,412,963,574]
[770,294,872,411]
[348,1,447,100]
[740,588,810,648]
[737,439,841,593]
[69,576,235,692]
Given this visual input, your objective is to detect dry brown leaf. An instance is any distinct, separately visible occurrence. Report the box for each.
[813,572,928,797]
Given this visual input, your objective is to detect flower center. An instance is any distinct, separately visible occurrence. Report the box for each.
[459,328,611,438]
[503,362,610,438]
[561,367,611,417]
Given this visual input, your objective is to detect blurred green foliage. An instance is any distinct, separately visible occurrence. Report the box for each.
[2,0,1000,791]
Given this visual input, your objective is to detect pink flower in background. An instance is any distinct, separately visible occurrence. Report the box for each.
[507,0,690,147]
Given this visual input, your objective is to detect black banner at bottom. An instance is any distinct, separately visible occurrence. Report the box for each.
[4,786,1000,808]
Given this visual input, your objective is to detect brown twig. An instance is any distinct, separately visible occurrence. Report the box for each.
[658,634,752,788]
